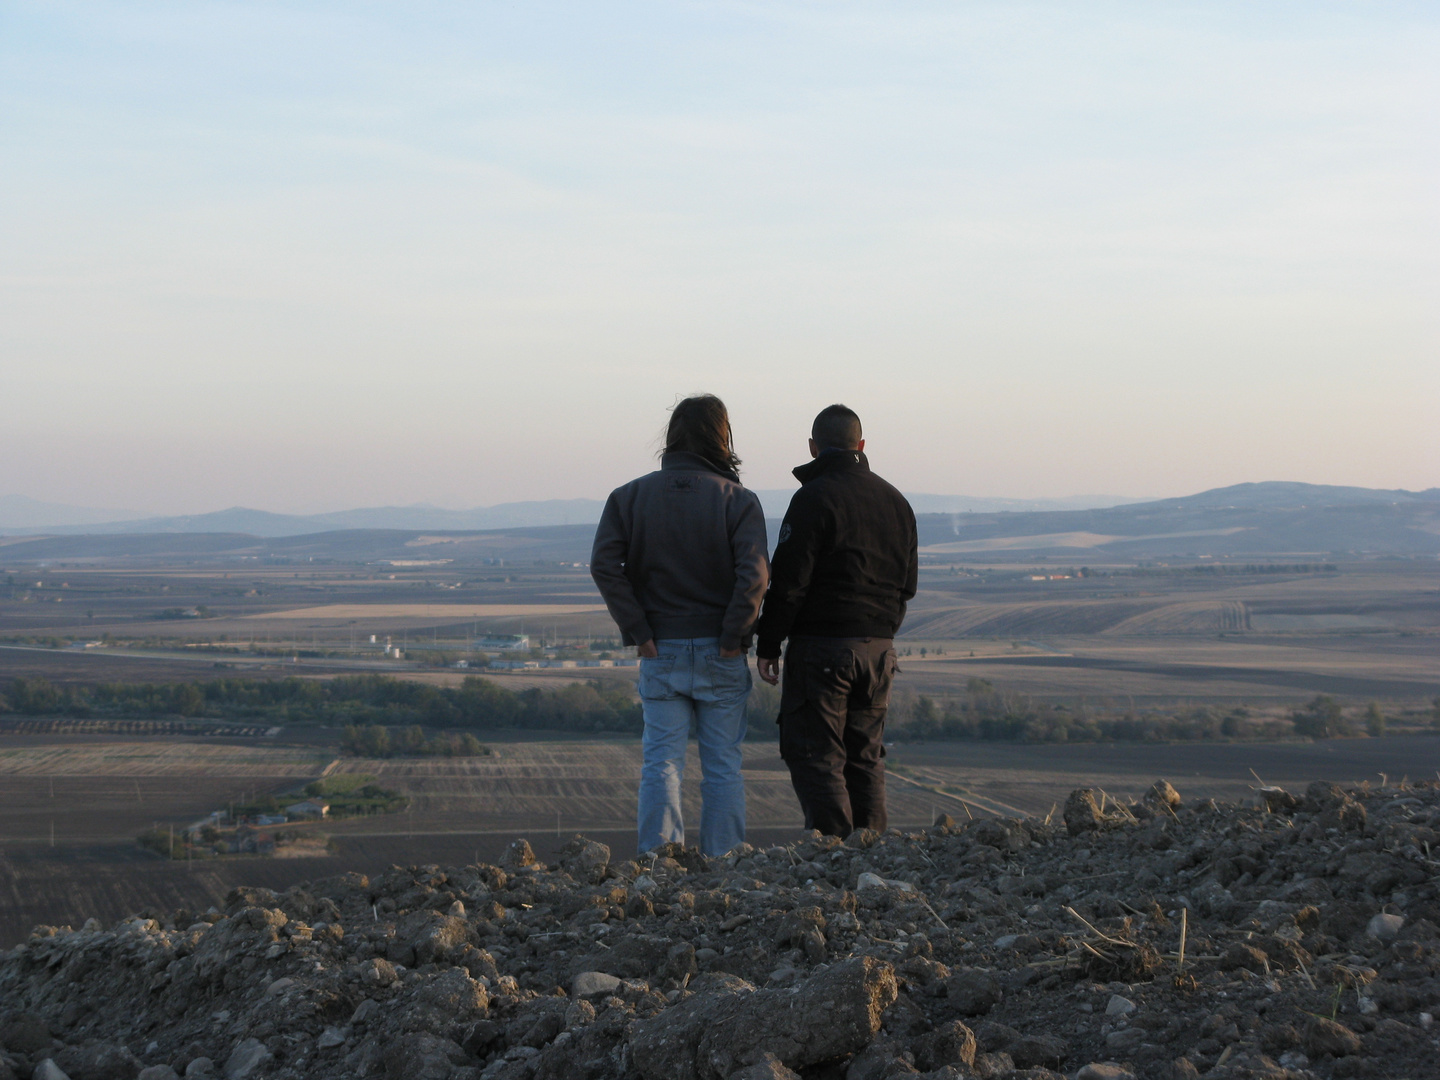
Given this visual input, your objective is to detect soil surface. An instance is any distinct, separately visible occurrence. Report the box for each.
[2,777,1437,1080]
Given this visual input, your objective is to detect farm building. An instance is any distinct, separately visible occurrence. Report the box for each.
[285,799,329,819]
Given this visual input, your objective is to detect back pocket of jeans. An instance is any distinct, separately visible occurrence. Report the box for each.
[705,653,751,695]
[638,655,677,699]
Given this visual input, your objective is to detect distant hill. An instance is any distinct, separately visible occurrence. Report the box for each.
[0,499,607,538]
[914,482,1440,559]
[3,482,1436,561]
[753,490,1149,518]
[4,492,1150,536]
[1136,482,1440,511]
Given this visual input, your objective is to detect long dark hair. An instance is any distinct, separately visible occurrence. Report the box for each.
[663,394,741,474]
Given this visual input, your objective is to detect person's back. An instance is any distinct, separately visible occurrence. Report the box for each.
[591,451,765,650]
[756,448,915,647]
[756,404,917,837]
[591,395,768,857]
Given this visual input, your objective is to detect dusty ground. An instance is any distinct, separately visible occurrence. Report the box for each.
[2,776,1437,1080]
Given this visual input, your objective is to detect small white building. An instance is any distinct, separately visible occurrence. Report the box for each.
[285,800,330,819]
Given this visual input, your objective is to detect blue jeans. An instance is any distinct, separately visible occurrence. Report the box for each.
[637,638,751,857]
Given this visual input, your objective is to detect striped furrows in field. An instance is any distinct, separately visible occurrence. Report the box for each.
[0,743,327,777]
[902,598,1247,637]
[332,741,942,831]
[1102,600,1249,635]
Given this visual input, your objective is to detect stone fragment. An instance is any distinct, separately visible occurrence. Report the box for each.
[1147,779,1181,807]
[629,956,897,1080]
[360,956,399,988]
[1105,995,1136,1017]
[558,835,612,884]
[1191,880,1234,917]
[1306,1017,1363,1058]
[727,1055,800,1080]
[1259,786,1300,813]
[913,1021,977,1071]
[138,1069,180,1080]
[943,968,1001,1016]
[1064,789,1105,835]
[967,818,1030,853]
[1,1013,53,1054]
[222,1039,272,1080]
[381,1032,466,1080]
[1156,1059,1200,1080]
[54,1040,144,1080]
[1221,942,1269,973]
[856,872,913,892]
[1367,913,1405,941]
[1104,1028,1143,1050]
[572,971,623,997]
[971,1051,1014,1078]
[183,1059,217,1079]
[392,967,490,1035]
[500,838,538,868]
[1077,1065,1138,1080]
[1008,1033,1067,1068]
[351,999,381,1025]
[32,1063,72,1080]
[317,1027,347,1050]
[564,999,596,1028]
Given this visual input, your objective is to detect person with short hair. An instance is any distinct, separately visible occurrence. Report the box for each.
[591,395,769,856]
[755,404,917,837]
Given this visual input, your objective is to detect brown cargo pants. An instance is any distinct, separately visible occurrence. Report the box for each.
[777,636,898,837]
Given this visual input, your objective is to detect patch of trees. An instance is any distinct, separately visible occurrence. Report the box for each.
[1290,695,1393,739]
[888,684,1286,744]
[340,724,488,758]
[0,674,643,735]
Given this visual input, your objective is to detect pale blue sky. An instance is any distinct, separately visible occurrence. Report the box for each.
[2,2,1436,513]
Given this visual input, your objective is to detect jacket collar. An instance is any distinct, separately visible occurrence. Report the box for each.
[792,448,869,484]
[660,450,740,483]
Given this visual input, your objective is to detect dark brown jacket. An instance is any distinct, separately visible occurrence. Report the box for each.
[590,452,769,651]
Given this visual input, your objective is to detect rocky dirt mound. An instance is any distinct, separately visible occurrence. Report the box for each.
[2,777,1438,1080]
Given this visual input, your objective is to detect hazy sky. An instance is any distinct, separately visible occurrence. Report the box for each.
[2,2,1436,514]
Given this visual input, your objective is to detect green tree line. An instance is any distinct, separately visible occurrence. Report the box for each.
[0,674,642,734]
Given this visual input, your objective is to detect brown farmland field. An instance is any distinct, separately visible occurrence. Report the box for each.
[6,728,1440,946]
[1,552,1438,945]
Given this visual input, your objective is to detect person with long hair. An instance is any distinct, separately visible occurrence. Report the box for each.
[591,395,769,857]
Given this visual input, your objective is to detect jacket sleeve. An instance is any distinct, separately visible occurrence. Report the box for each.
[589,489,652,646]
[720,490,770,652]
[754,489,825,659]
[903,502,919,603]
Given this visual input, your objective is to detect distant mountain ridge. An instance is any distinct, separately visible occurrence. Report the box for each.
[2,482,1435,547]
[1,491,1159,536]
[0,499,606,538]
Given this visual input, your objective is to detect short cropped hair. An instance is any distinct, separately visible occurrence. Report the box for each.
[811,404,862,450]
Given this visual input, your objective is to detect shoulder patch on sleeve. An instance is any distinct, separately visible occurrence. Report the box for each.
[777,523,792,544]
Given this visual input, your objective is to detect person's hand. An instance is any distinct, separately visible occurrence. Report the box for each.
[719,645,742,658]
[637,640,658,658]
[757,657,780,685]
